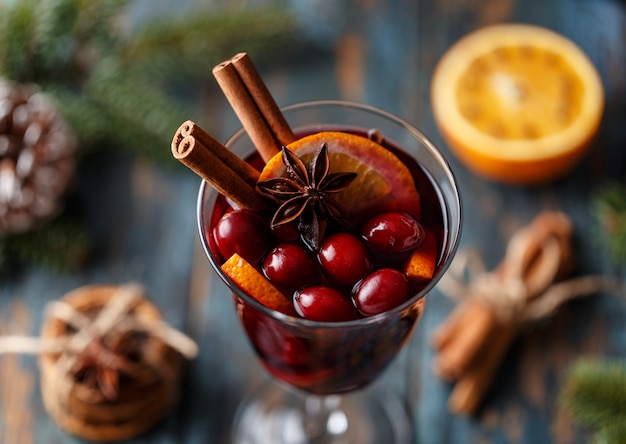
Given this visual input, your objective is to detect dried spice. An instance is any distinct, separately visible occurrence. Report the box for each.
[257,143,356,250]
[68,332,145,401]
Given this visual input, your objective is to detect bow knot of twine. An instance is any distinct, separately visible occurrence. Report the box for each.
[463,270,529,324]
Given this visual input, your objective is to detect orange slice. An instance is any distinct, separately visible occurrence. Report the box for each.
[404,228,437,285]
[221,253,296,316]
[431,24,604,184]
[258,131,421,222]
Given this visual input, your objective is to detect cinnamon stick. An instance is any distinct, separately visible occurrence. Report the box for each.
[432,300,498,381]
[173,120,260,188]
[213,53,295,163]
[171,121,267,212]
[230,53,296,147]
[447,324,517,414]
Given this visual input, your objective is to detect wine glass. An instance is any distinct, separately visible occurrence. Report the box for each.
[197,100,462,443]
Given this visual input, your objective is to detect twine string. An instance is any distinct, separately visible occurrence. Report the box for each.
[438,212,626,324]
[0,284,198,394]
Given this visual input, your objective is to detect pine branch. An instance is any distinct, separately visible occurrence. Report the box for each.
[0,3,8,73]
[71,0,129,50]
[119,7,298,81]
[595,423,626,444]
[11,0,128,85]
[595,182,626,266]
[0,214,92,275]
[0,0,301,272]
[0,0,37,81]
[1,0,298,162]
[83,59,189,163]
[45,86,111,150]
[561,359,626,443]
[32,0,88,82]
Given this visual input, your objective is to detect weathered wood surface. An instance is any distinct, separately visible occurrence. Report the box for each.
[1,0,624,443]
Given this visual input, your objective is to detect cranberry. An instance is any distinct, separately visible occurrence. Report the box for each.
[353,268,410,316]
[242,309,309,367]
[317,233,372,288]
[271,221,301,243]
[362,212,424,254]
[213,210,271,265]
[294,286,359,322]
[263,244,321,291]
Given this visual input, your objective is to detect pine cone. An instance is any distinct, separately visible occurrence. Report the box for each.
[0,79,76,235]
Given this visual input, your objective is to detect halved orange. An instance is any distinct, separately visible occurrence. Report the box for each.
[431,24,604,184]
[257,131,421,222]
[221,253,296,316]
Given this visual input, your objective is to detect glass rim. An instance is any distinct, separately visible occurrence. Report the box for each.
[197,99,462,329]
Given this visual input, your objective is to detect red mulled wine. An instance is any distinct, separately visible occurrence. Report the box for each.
[200,125,451,394]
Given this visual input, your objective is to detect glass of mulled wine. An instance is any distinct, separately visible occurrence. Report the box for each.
[197,100,461,444]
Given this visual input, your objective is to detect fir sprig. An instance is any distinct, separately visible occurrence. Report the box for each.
[595,183,626,266]
[119,7,297,83]
[0,0,298,273]
[0,0,298,161]
[561,359,626,443]
[0,215,92,275]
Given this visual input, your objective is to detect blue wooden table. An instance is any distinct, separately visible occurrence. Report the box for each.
[1,0,624,443]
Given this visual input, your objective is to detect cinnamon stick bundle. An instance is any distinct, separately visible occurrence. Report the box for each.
[213,52,295,162]
[432,211,575,415]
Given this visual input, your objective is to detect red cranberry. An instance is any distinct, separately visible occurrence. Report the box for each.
[242,309,309,367]
[271,221,301,243]
[213,210,271,265]
[294,286,359,322]
[353,268,410,316]
[318,233,372,288]
[263,244,321,291]
[362,212,424,254]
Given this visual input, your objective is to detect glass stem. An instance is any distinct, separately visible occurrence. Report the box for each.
[302,394,347,441]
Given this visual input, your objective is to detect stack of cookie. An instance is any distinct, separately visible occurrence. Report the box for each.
[38,285,194,441]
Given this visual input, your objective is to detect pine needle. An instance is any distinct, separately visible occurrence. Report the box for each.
[82,59,188,163]
[1,0,37,80]
[119,7,297,81]
[561,359,626,443]
[0,214,92,274]
[595,183,626,266]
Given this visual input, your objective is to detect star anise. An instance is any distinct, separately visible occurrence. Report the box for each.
[257,143,357,251]
[69,332,144,401]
